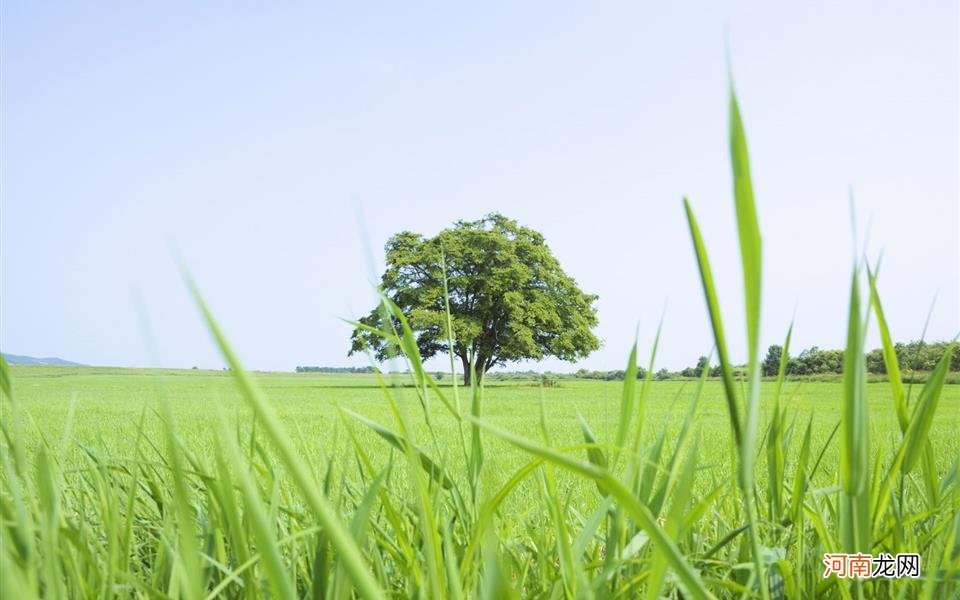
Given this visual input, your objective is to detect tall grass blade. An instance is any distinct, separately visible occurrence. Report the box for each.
[900,344,955,473]
[342,409,454,489]
[185,275,385,600]
[578,413,609,497]
[767,324,792,523]
[615,337,639,454]
[469,416,714,600]
[682,199,742,448]
[728,84,764,487]
[866,265,908,430]
[216,422,296,600]
[839,267,871,555]
[682,78,770,599]
[158,397,204,599]
[0,353,26,476]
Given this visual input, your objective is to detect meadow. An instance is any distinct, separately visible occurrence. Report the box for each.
[3,363,958,598]
[4,86,959,598]
[7,367,960,497]
[12,367,960,512]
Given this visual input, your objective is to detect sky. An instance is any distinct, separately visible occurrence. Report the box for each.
[2,1,958,373]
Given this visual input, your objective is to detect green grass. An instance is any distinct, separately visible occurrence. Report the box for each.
[4,83,959,598]
[7,367,958,482]
[3,366,959,597]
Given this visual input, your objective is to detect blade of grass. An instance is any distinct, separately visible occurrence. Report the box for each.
[728,81,769,600]
[614,336,639,457]
[157,395,204,599]
[341,409,454,489]
[468,416,714,600]
[0,354,26,476]
[682,199,742,448]
[839,267,871,556]
[216,420,296,600]
[767,323,792,523]
[866,264,908,431]
[186,275,385,600]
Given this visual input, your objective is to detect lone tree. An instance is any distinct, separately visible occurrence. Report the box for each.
[349,213,600,384]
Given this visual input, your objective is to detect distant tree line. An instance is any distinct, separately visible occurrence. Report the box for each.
[295,366,376,373]
[499,340,957,381]
[485,370,552,381]
[573,367,649,381]
[298,340,955,380]
[760,340,959,377]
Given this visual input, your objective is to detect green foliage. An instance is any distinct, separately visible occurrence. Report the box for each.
[868,340,960,373]
[680,355,711,378]
[574,366,649,380]
[786,346,845,376]
[540,374,560,387]
[295,365,375,373]
[779,340,958,376]
[349,213,600,383]
[762,344,782,376]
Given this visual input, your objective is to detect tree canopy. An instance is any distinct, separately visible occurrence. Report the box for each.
[349,213,600,383]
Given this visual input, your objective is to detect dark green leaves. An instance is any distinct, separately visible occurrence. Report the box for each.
[349,213,600,381]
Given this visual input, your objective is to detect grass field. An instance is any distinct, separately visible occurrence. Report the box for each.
[4,364,959,598]
[8,366,960,501]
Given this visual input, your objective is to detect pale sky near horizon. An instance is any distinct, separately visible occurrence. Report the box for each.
[2,2,958,373]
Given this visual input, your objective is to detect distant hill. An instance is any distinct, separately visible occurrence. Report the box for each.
[2,354,85,366]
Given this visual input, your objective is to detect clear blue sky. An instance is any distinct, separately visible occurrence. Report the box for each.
[2,2,957,372]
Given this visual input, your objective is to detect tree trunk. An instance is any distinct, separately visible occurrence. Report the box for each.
[460,354,487,386]
[460,353,493,386]
[461,354,472,386]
